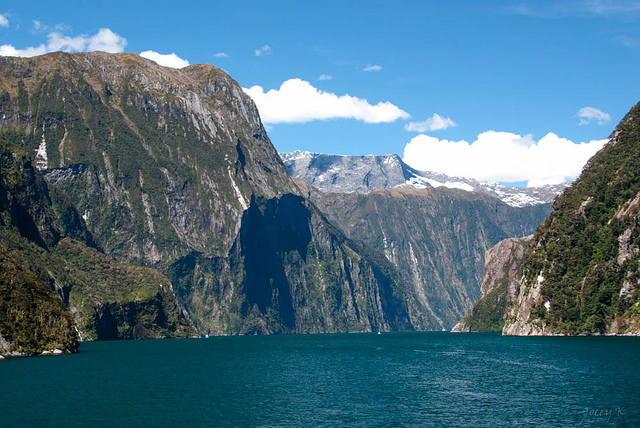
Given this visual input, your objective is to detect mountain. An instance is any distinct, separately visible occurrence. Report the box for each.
[297,179,550,329]
[0,138,197,355]
[281,151,567,208]
[0,243,78,356]
[458,101,640,336]
[451,236,531,332]
[0,52,431,337]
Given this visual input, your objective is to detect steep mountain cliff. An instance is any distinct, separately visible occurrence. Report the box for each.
[0,52,427,335]
[0,51,297,266]
[300,180,550,329]
[451,236,531,332]
[502,102,640,336]
[282,151,567,207]
[0,244,78,356]
[459,101,640,336]
[0,139,196,354]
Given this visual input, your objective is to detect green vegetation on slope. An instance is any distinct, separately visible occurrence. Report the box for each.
[0,52,421,337]
[508,101,640,335]
[0,243,78,355]
[0,137,196,346]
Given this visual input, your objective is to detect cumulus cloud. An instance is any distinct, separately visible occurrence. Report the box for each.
[405,114,457,132]
[140,50,189,68]
[255,45,272,56]
[0,27,126,57]
[402,131,607,186]
[318,74,332,81]
[213,52,228,58]
[363,64,382,72]
[86,28,126,52]
[0,14,9,28]
[243,78,410,124]
[577,106,611,125]
[0,43,46,57]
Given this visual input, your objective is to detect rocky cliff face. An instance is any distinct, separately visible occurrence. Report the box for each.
[451,236,531,332]
[497,101,640,336]
[168,194,431,334]
[0,139,196,354]
[282,151,567,207]
[0,52,297,267]
[0,52,424,335]
[281,151,414,194]
[302,182,550,329]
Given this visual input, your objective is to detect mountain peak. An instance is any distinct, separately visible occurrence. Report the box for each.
[281,151,568,207]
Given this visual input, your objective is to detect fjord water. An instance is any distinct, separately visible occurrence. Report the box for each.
[1,333,638,426]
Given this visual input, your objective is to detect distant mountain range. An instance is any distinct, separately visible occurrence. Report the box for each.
[284,152,552,328]
[281,151,568,208]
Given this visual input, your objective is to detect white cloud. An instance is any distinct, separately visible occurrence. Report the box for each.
[47,32,90,52]
[0,14,9,28]
[0,43,47,57]
[255,45,272,56]
[577,106,611,125]
[364,64,382,72]
[243,78,410,124]
[32,20,42,30]
[0,27,126,57]
[318,74,332,81]
[140,50,189,68]
[406,114,457,132]
[403,131,607,186]
[87,28,126,52]
[213,52,229,58]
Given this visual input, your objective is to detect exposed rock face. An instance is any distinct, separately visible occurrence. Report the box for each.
[501,101,640,336]
[1,52,298,266]
[0,52,424,335]
[282,151,567,207]
[0,138,197,345]
[452,236,531,332]
[281,152,414,194]
[303,184,550,329]
[169,194,430,334]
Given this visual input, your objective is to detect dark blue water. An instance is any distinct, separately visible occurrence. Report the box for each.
[1,332,638,426]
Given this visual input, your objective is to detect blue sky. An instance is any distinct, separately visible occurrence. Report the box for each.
[1,1,640,186]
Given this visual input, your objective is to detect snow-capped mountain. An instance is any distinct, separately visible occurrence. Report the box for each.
[280,151,568,207]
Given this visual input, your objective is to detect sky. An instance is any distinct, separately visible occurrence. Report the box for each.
[1,1,640,187]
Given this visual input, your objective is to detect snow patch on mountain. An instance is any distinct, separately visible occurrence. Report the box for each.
[281,151,569,207]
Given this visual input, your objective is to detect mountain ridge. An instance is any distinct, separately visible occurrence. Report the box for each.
[0,51,431,338]
[299,179,551,329]
[281,150,568,208]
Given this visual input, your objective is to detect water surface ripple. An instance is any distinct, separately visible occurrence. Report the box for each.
[1,332,638,426]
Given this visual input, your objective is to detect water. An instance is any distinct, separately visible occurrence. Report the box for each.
[1,332,638,427]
